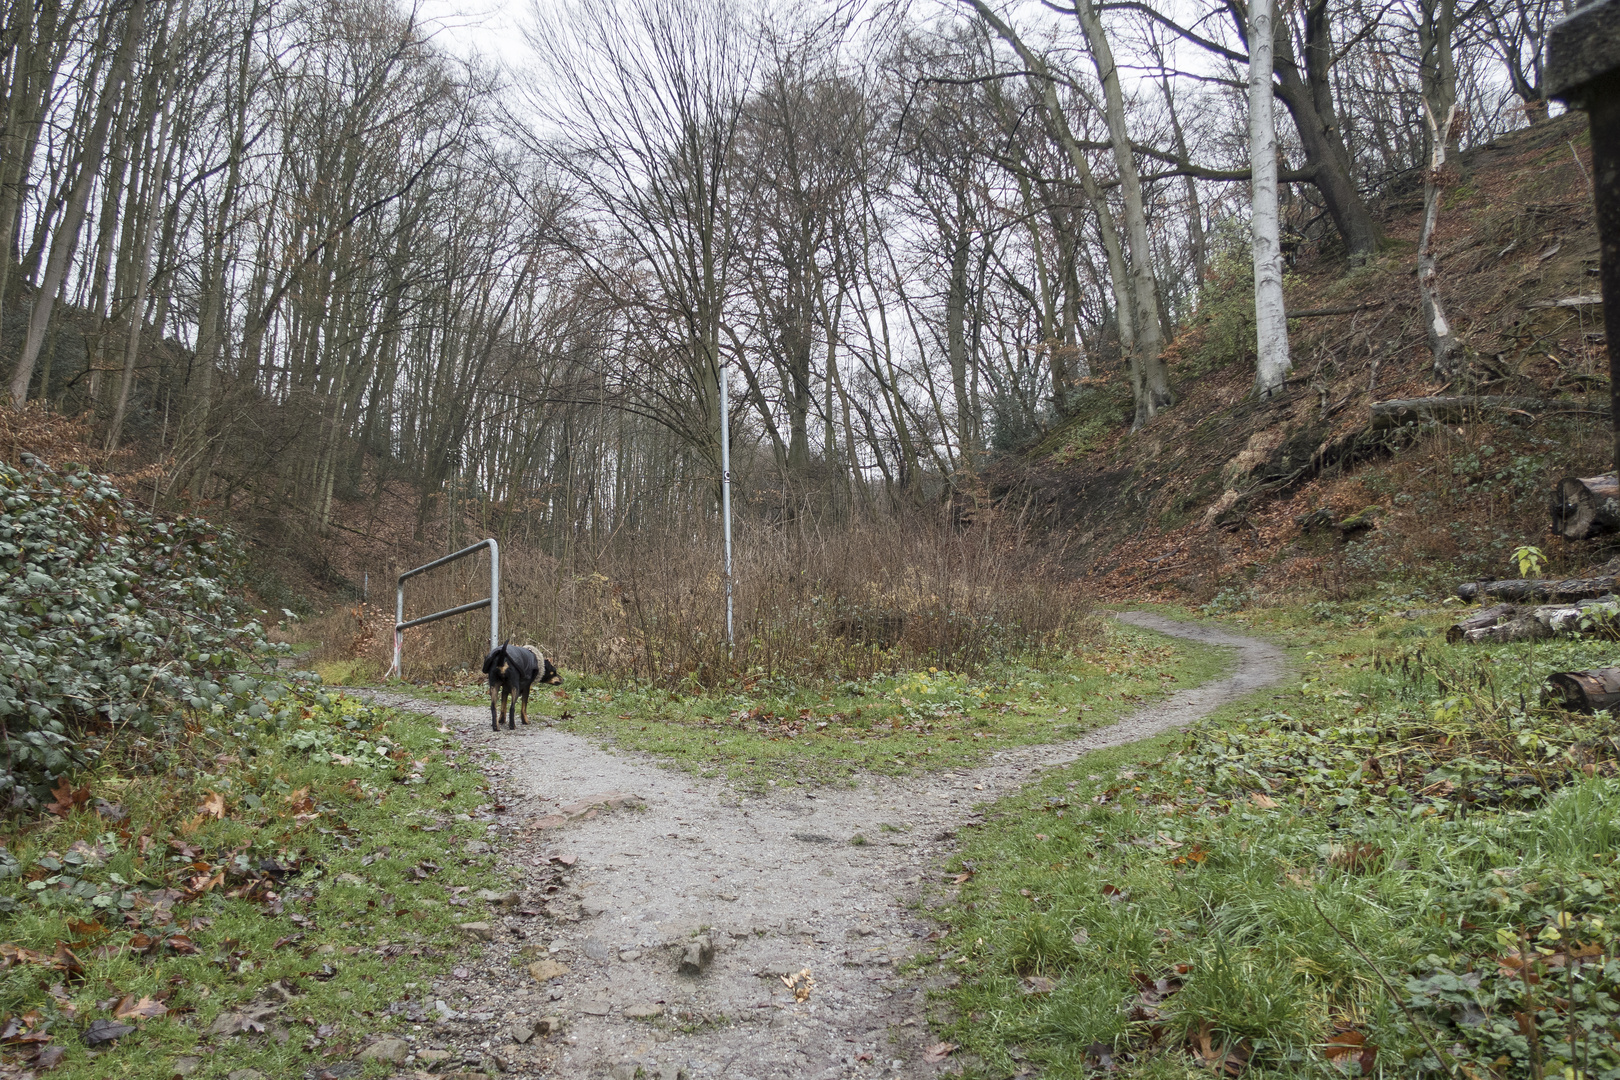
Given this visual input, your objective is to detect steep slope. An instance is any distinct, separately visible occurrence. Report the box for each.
[998,114,1607,602]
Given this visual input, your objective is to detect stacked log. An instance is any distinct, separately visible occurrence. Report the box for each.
[1447,597,1620,644]
[1455,575,1620,602]
[1451,595,1613,647]
[1550,474,1620,540]
[1544,668,1620,713]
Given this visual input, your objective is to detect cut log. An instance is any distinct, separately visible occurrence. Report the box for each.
[1544,668,1620,713]
[1445,603,1518,643]
[1550,474,1620,540]
[1460,612,1561,644]
[1449,597,1620,644]
[1369,396,1544,433]
[1455,575,1620,603]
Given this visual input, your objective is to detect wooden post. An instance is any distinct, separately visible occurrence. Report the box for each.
[1549,1,1620,481]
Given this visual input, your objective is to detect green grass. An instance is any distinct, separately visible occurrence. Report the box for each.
[0,691,514,1079]
[928,601,1620,1079]
[528,621,1233,788]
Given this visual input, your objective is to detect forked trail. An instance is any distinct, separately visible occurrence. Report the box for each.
[365,612,1286,1080]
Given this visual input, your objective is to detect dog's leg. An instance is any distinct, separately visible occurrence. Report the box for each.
[490,685,499,732]
[519,686,530,726]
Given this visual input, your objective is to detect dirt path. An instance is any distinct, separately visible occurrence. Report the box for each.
[361,613,1286,1080]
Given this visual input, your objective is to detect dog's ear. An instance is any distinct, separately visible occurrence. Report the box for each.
[481,649,496,674]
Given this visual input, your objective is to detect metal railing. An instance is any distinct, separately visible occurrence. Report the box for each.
[390,538,499,679]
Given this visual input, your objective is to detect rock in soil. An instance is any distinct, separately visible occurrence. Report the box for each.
[356,1035,410,1063]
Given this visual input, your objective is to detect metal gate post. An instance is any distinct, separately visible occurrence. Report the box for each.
[388,538,501,680]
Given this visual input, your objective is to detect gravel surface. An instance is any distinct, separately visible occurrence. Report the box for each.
[358,613,1286,1080]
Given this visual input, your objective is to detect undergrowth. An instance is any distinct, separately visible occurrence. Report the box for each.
[0,456,281,805]
[411,621,1232,788]
[936,604,1620,1079]
[0,691,513,1079]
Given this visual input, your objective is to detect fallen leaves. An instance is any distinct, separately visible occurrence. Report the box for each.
[1021,975,1056,996]
[198,791,226,819]
[81,1018,135,1046]
[44,777,91,818]
[1190,1021,1251,1076]
[1329,842,1385,875]
[111,994,168,1022]
[0,1010,52,1045]
[1324,1026,1377,1073]
[1168,844,1209,867]
[0,943,83,979]
[921,1041,957,1063]
[780,967,815,1002]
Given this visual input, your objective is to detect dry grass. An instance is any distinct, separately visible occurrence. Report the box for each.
[306,514,1092,687]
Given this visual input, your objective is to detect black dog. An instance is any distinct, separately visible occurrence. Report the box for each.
[481,642,561,732]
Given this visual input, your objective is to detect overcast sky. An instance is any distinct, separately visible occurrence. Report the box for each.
[416,0,534,68]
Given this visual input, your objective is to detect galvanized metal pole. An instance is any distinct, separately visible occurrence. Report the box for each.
[720,357,734,654]
[393,576,404,679]
[1549,0,1620,480]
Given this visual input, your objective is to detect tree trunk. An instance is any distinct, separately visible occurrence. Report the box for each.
[7,0,141,407]
[1544,668,1620,714]
[957,0,1146,425]
[1263,0,1383,262]
[1249,0,1291,400]
[1369,395,1544,432]
[1448,599,1617,644]
[1417,0,1460,377]
[945,197,974,470]
[1071,0,1170,424]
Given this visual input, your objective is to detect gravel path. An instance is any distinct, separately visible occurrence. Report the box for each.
[361,613,1286,1080]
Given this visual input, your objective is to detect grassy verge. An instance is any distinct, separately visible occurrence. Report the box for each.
[0,689,513,1079]
[931,602,1620,1079]
[377,620,1233,789]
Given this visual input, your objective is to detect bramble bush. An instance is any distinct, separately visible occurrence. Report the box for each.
[0,455,286,805]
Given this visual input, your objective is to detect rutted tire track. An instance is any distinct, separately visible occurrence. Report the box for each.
[361,613,1286,1080]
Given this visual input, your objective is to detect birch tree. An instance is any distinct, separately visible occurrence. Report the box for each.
[1249,0,1290,399]
[1415,0,1460,376]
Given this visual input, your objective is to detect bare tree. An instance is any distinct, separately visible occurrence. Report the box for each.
[1249,0,1290,399]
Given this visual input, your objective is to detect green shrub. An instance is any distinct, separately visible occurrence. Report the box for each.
[0,456,282,805]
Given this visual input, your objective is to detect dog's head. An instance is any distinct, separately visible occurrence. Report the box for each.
[540,656,562,686]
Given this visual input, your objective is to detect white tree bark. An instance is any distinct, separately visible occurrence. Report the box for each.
[1417,0,1460,377]
[1249,0,1291,400]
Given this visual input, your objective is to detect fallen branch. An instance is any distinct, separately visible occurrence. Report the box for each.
[1527,295,1604,308]
[1310,897,1462,1080]
[1370,395,1546,433]
[1288,299,1387,318]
